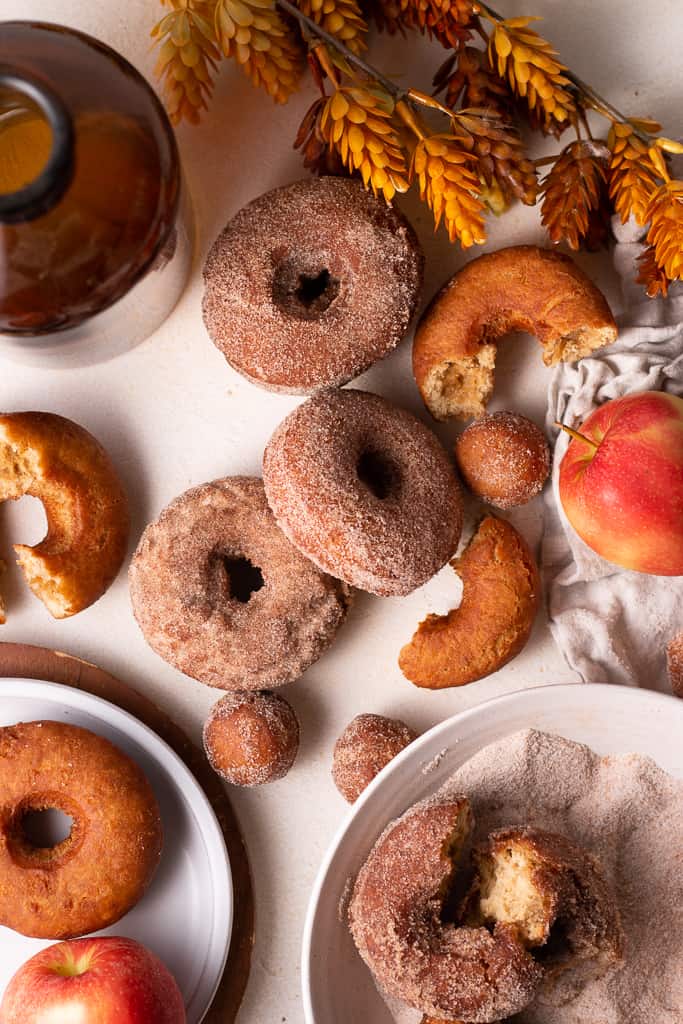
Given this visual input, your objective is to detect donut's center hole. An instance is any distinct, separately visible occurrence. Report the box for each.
[224,556,264,604]
[272,258,340,320]
[20,807,73,849]
[357,448,400,500]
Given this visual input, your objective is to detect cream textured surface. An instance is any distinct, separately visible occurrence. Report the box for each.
[0,3,679,1021]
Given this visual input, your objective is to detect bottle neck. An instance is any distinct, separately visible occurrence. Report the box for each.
[0,65,75,224]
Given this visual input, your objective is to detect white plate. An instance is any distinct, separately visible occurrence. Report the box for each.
[302,682,683,1024]
[0,679,233,1022]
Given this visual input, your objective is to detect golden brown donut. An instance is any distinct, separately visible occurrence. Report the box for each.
[466,827,623,978]
[203,690,300,786]
[413,246,618,421]
[399,515,540,689]
[0,721,162,939]
[348,797,542,1022]
[332,713,418,802]
[0,412,129,619]
[454,411,550,509]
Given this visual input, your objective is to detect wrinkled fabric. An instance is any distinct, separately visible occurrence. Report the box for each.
[542,217,683,689]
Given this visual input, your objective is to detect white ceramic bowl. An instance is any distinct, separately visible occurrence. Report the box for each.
[0,679,233,1023]
[302,683,683,1024]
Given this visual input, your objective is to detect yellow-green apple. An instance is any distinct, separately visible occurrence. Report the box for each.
[558,390,683,575]
[0,937,186,1024]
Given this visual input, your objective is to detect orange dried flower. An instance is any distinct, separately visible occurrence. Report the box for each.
[320,87,410,202]
[213,0,305,104]
[152,0,220,124]
[410,132,486,245]
[540,139,610,250]
[608,122,662,226]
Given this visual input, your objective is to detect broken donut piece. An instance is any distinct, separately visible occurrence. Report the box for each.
[399,515,540,689]
[348,797,543,1023]
[413,246,617,421]
[0,411,129,619]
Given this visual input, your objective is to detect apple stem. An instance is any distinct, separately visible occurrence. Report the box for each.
[554,421,599,450]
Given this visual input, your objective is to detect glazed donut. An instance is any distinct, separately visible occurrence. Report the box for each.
[0,412,129,619]
[348,798,542,1022]
[203,690,300,786]
[202,177,424,393]
[129,477,350,690]
[263,389,463,596]
[332,713,418,803]
[399,515,540,689]
[467,827,623,978]
[413,246,618,421]
[0,721,162,939]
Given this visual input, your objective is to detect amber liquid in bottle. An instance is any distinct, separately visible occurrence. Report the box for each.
[0,22,182,339]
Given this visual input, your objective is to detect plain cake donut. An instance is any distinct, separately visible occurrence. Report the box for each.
[413,246,617,421]
[348,798,542,1022]
[262,389,463,596]
[0,411,129,621]
[0,721,162,940]
[129,477,351,690]
[202,177,424,393]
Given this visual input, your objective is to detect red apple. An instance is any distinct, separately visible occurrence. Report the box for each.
[558,390,683,575]
[0,937,186,1024]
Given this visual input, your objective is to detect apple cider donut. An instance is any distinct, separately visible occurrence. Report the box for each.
[0,721,162,939]
[348,798,542,1022]
[202,177,424,393]
[263,389,463,596]
[129,477,351,690]
[0,412,129,619]
[413,246,617,420]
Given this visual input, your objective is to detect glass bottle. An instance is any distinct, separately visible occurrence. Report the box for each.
[0,21,194,366]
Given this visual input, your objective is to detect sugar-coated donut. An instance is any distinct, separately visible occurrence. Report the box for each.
[332,713,417,802]
[129,477,351,690]
[399,515,540,689]
[467,827,623,984]
[263,389,463,596]
[348,798,542,1022]
[667,631,683,698]
[0,412,129,620]
[202,177,423,394]
[454,411,550,508]
[203,691,299,786]
[413,246,617,421]
[0,721,162,939]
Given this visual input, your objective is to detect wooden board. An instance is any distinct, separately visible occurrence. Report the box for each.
[0,642,254,1023]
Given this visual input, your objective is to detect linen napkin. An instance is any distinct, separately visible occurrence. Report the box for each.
[542,218,683,691]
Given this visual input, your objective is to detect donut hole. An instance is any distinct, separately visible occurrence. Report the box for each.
[356,448,401,501]
[7,798,79,867]
[223,555,265,604]
[21,807,73,849]
[272,258,340,320]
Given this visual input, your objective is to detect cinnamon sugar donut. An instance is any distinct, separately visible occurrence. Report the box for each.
[263,389,463,596]
[203,690,299,786]
[129,477,351,690]
[0,721,162,939]
[202,177,423,393]
[467,826,623,980]
[348,798,542,1022]
[454,411,550,508]
[332,713,417,802]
